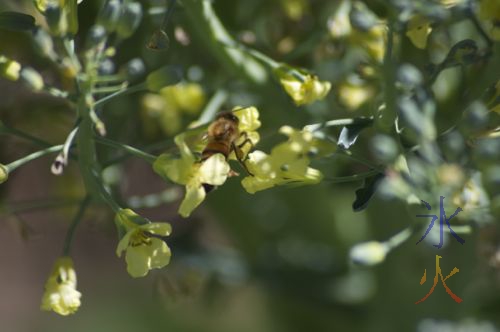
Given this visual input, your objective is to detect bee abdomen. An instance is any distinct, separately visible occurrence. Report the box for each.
[201,142,231,161]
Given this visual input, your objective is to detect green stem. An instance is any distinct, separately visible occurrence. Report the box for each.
[1,125,52,147]
[95,74,126,83]
[324,170,380,183]
[304,117,374,132]
[385,227,414,250]
[62,195,91,255]
[334,150,385,173]
[95,136,157,163]
[93,82,147,108]
[6,145,63,171]
[93,83,129,94]
[378,21,397,132]
[182,0,267,85]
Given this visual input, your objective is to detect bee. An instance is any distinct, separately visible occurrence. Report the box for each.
[201,111,253,192]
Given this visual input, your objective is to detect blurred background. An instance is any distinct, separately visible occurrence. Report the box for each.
[1,0,499,331]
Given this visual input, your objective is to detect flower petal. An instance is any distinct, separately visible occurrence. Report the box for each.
[179,183,206,217]
[125,246,151,278]
[142,222,172,236]
[116,230,134,257]
[149,238,171,269]
[153,153,195,185]
[233,106,261,131]
[198,154,230,185]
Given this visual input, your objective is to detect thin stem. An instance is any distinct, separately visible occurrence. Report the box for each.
[385,227,414,250]
[95,74,126,83]
[1,125,52,147]
[62,195,91,255]
[304,117,374,132]
[6,145,64,171]
[95,136,157,163]
[324,170,380,184]
[93,82,129,94]
[333,150,385,173]
[161,0,177,31]
[93,82,147,107]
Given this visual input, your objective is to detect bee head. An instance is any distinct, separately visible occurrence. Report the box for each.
[216,111,239,124]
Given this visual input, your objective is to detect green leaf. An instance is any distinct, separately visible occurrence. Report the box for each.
[0,12,36,32]
[146,66,182,92]
[352,173,384,212]
[338,119,372,149]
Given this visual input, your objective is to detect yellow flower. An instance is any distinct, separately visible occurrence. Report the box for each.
[154,140,231,217]
[338,79,376,110]
[142,83,206,136]
[0,56,21,81]
[241,126,324,194]
[275,66,331,106]
[406,15,433,49]
[115,209,172,278]
[355,24,387,62]
[41,257,81,316]
[280,0,308,21]
[228,106,261,157]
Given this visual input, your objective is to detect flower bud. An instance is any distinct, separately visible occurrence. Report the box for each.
[33,29,57,60]
[349,1,378,32]
[20,67,44,91]
[45,4,68,36]
[0,56,21,81]
[33,0,59,13]
[116,2,143,39]
[0,164,9,184]
[86,25,106,48]
[97,0,122,32]
[349,241,389,266]
[124,58,145,80]
[396,64,423,91]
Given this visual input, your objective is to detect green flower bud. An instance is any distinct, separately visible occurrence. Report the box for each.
[116,2,143,39]
[0,164,8,184]
[349,1,378,32]
[33,29,57,60]
[45,5,67,36]
[463,101,489,131]
[350,241,389,266]
[124,58,145,80]
[33,0,59,13]
[396,64,423,91]
[86,25,107,48]
[20,67,44,91]
[97,0,122,32]
[0,56,21,81]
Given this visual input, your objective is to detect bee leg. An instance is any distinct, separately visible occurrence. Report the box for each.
[232,142,254,176]
[236,132,254,161]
